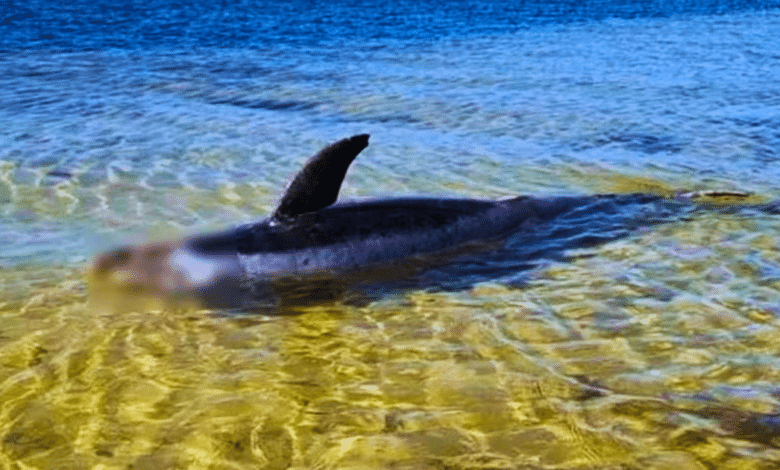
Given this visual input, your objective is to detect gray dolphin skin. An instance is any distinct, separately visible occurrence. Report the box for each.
[96,133,747,308]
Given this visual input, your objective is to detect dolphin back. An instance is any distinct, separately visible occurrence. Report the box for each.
[230,196,573,277]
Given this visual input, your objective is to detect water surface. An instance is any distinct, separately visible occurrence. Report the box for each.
[2,1,780,468]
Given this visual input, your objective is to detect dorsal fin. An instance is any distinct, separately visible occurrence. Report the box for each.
[273,134,369,220]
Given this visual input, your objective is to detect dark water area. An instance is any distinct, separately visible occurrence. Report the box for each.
[3,0,778,51]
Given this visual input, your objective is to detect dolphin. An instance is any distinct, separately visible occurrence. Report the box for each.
[91,134,750,309]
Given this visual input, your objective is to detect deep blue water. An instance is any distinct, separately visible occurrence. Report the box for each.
[3,0,778,50]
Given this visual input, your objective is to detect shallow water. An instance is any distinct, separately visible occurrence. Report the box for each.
[3,2,780,468]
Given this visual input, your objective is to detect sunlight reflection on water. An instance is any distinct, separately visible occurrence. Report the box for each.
[2,6,780,470]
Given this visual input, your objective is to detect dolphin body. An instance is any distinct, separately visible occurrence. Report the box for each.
[91,134,685,308]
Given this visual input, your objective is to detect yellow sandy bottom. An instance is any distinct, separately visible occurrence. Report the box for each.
[3,209,780,470]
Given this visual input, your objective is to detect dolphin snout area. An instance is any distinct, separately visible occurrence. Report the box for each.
[91,242,188,292]
[91,240,247,297]
[93,247,133,275]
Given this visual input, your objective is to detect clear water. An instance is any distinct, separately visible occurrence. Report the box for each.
[2,1,780,468]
